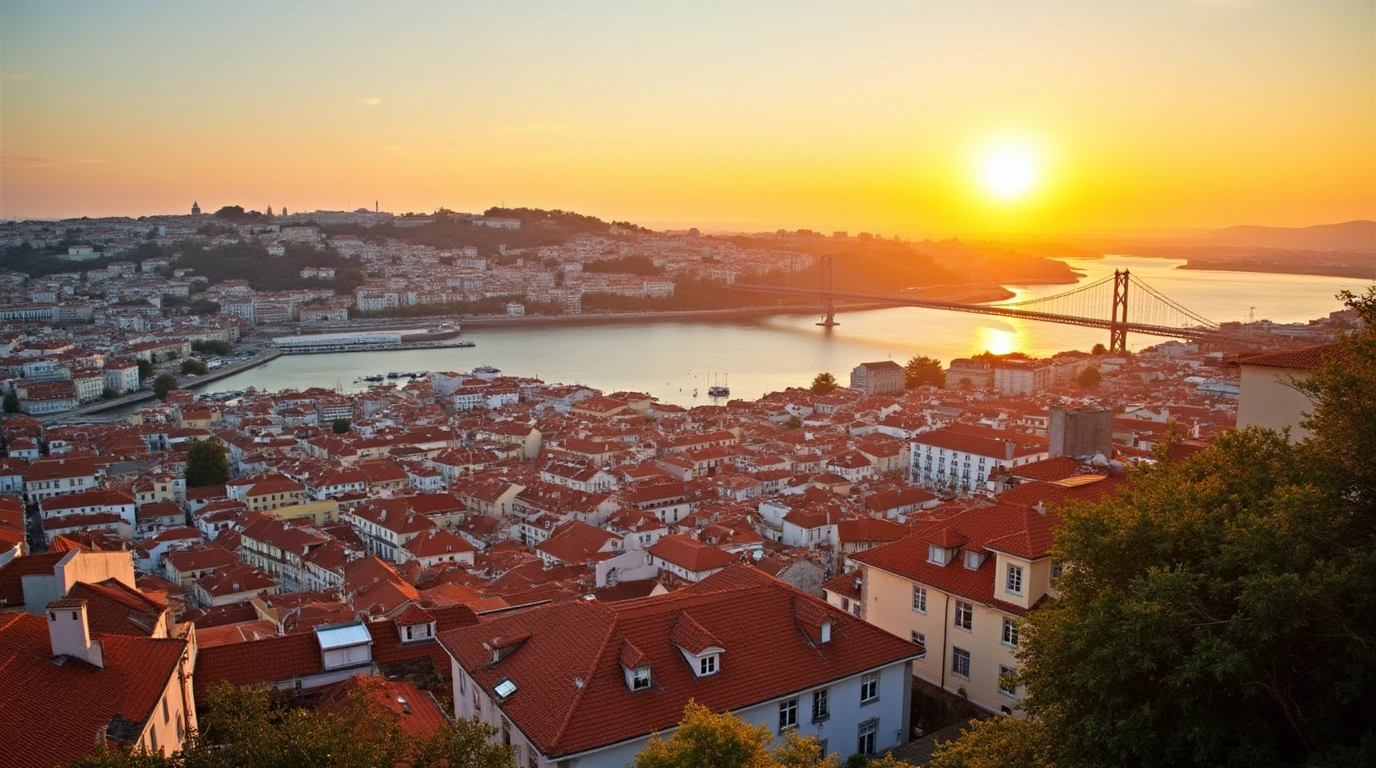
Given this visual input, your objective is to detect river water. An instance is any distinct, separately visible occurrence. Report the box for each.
[203,256,1365,407]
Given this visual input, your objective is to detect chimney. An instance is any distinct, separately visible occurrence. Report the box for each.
[1004,441,1015,461]
[46,598,104,668]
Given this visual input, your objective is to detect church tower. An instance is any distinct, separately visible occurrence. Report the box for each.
[191,201,201,216]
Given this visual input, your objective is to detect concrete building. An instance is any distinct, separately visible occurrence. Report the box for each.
[850,361,905,397]
[1048,405,1113,459]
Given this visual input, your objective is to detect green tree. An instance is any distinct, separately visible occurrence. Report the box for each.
[152,374,179,400]
[1075,365,1101,389]
[137,359,154,382]
[184,440,230,488]
[927,716,1053,768]
[1090,343,1108,356]
[181,359,208,376]
[936,289,1376,768]
[2,393,17,413]
[903,355,945,389]
[192,340,234,356]
[74,682,513,768]
[633,702,867,768]
[810,372,838,395]
[331,418,351,434]
[101,387,120,400]
[188,299,221,316]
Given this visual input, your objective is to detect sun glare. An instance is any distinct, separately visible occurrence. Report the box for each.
[979,142,1039,200]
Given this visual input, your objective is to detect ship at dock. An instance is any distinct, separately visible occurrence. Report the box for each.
[272,323,473,355]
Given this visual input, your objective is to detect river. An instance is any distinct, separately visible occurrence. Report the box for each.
[201,256,1366,408]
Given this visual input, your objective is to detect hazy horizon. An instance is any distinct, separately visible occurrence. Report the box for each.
[3,1,1373,234]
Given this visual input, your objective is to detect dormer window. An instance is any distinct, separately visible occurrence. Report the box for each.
[631,666,652,691]
[927,544,950,566]
[963,550,985,570]
[698,654,719,676]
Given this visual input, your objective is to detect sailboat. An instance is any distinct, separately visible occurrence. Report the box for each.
[708,372,730,398]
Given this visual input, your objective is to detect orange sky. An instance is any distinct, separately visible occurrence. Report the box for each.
[2,1,1372,236]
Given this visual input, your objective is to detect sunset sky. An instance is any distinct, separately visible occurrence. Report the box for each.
[2,1,1372,236]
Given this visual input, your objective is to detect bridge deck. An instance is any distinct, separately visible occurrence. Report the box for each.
[731,285,1218,340]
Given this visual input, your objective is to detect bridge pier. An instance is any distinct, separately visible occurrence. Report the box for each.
[1109,269,1130,353]
[816,254,839,327]
[817,298,838,328]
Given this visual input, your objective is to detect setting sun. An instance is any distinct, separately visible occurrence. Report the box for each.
[979,142,1040,200]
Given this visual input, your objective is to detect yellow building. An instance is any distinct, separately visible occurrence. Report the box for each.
[853,501,1065,715]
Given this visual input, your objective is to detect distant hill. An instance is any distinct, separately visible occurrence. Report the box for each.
[1183,220,1376,251]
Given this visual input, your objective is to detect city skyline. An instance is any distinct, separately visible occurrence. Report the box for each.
[2,1,1373,235]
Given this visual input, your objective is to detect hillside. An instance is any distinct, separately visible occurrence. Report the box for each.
[1184,220,1375,251]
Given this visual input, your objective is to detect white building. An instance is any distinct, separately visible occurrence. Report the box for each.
[909,424,1048,495]
[441,566,921,768]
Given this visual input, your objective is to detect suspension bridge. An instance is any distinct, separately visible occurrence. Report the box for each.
[732,255,1222,353]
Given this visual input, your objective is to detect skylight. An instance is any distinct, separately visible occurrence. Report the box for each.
[494,678,517,699]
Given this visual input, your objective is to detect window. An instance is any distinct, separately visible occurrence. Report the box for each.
[857,718,878,756]
[812,688,829,723]
[911,630,925,648]
[162,696,170,724]
[951,647,971,679]
[911,585,927,613]
[999,665,1018,696]
[405,625,414,641]
[779,698,798,731]
[954,600,973,631]
[860,672,879,703]
[528,750,539,768]
[472,688,482,715]
[817,739,828,758]
[699,654,718,676]
[149,727,158,754]
[459,673,466,695]
[1051,561,1065,582]
[1002,617,1020,647]
[1006,564,1024,596]
[632,667,652,691]
[176,713,184,741]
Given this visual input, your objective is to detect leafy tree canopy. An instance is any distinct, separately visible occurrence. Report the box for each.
[73,681,515,768]
[633,701,916,768]
[810,372,839,395]
[904,355,945,389]
[1075,365,1101,389]
[152,374,179,400]
[184,440,230,489]
[331,418,351,434]
[180,359,208,376]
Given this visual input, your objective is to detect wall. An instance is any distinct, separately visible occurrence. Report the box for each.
[861,564,1024,715]
[1237,365,1313,441]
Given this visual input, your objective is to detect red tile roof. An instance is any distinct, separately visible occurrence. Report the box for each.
[194,631,322,692]
[0,612,187,767]
[437,566,921,759]
[317,675,447,736]
[1239,343,1338,370]
[646,534,736,573]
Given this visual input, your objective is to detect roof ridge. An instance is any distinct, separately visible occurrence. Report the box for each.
[548,603,618,750]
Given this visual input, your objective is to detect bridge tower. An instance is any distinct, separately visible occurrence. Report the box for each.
[1109,269,1130,353]
[816,254,838,328]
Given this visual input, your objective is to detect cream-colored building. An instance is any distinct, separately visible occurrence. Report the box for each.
[853,503,1064,715]
[1236,344,1332,442]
